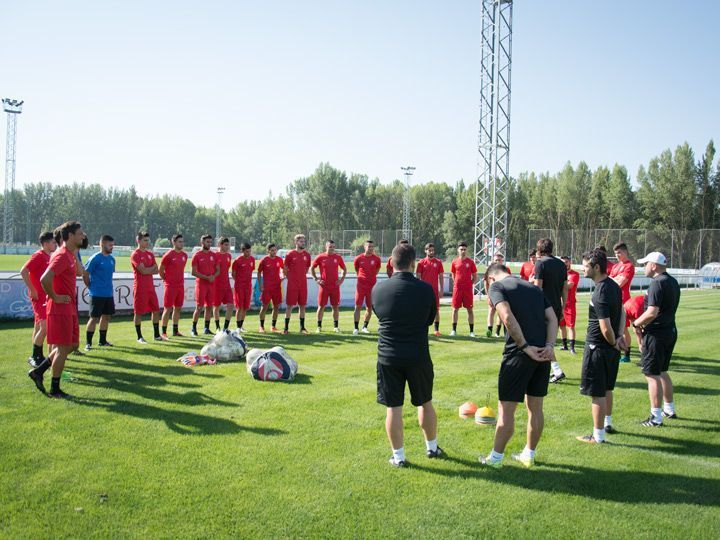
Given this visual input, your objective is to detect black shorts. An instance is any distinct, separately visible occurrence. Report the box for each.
[498,351,551,403]
[580,344,620,397]
[377,361,433,408]
[641,329,677,376]
[90,296,116,318]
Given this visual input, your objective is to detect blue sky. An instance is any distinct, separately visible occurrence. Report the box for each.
[2,0,718,208]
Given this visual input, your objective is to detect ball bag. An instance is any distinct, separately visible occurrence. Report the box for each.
[246,346,298,382]
[201,330,248,362]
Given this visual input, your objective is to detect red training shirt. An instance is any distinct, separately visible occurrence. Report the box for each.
[258,256,284,287]
[192,250,218,281]
[566,269,580,306]
[624,295,645,321]
[232,256,255,287]
[386,260,394,277]
[215,251,232,288]
[284,249,312,285]
[312,253,346,286]
[46,246,77,315]
[520,261,535,281]
[416,257,444,291]
[609,259,635,303]
[354,253,381,286]
[26,249,51,303]
[160,250,188,288]
[451,257,477,288]
[131,249,157,292]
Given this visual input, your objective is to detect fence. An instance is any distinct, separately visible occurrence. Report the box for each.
[527,229,720,269]
[308,230,412,258]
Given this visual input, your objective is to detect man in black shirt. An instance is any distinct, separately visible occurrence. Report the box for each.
[533,238,569,383]
[632,252,681,426]
[480,263,558,469]
[576,249,625,444]
[372,243,441,467]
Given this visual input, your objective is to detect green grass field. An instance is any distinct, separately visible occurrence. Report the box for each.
[1,291,718,538]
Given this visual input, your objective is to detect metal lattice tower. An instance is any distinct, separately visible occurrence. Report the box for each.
[474,0,512,273]
[401,166,415,244]
[3,98,23,246]
[215,186,226,241]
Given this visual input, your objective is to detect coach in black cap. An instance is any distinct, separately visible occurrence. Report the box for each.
[372,242,441,467]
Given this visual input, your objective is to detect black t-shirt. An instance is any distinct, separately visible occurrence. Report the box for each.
[534,256,567,316]
[586,277,623,347]
[489,276,551,357]
[644,272,681,334]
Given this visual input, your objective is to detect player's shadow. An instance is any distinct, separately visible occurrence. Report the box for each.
[412,457,720,507]
[612,430,720,456]
[73,354,223,379]
[291,373,313,385]
[74,397,286,436]
[669,355,720,377]
[613,380,720,396]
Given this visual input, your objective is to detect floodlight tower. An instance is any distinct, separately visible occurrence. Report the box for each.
[474,0,512,276]
[215,186,225,241]
[401,166,415,243]
[3,98,23,245]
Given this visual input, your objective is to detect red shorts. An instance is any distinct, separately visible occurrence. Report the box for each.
[163,285,184,308]
[47,312,79,346]
[355,284,373,308]
[261,284,282,306]
[433,288,440,309]
[213,283,233,306]
[234,283,252,310]
[32,299,47,322]
[195,280,214,307]
[560,305,576,328]
[286,282,308,306]
[319,286,340,307]
[134,288,160,314]
[452,286,474,309]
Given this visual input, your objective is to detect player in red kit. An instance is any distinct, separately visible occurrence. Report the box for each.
[28,221,84,398]
[159,234,188,339]
[232,243,255,332]
[385,239,409,277]
[131,231,162,343]
[519,249,537,281]
[191,234,219,336]
[258,243,284,332]
[213,237,234,332]
[450,242,477,337]
[611,242,636,362]
[20,231,57,367]
[624,295,646,352]
[416,242,444,336]
[353,239,381,334]
[283,234,312,334]
[312,240,347,333]
[559,256,581,354]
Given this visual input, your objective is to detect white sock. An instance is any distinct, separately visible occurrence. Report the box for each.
[663,401,675,414]
[604,415,612,428]
[521,445,536,459]
[593,427,605,442]
[489,449,504,461]
[392,447,405,462]
[651,407,663,424]
[551,361,563,376]
[425,439,438,452]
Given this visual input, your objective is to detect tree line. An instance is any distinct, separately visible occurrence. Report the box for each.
[1,139,718,260]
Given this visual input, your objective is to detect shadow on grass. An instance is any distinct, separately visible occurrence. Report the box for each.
[613,381,720,396]
[613,430,720,456]
[292,373,313,385]
[72,354,223,379]
[412,456,720,506]
[74,397,286,436]
[670,356,720,377]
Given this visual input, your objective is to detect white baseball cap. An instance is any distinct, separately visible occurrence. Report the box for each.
[637,251,667,265]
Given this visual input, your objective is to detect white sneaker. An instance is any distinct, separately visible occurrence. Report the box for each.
[137,338,147,344]
[352,329,359,335]
[333,327,340,333]
[238,327,246,333]
[361,327,370,334]
[449,330,456,337]
[469,332,476,338]
[316,327,322,334]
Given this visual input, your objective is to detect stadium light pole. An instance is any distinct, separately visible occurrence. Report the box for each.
[400,166,415,243]
[215,186,225,241]
[3,98,23,246]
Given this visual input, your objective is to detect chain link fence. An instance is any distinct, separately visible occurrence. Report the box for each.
[308,230,412,258]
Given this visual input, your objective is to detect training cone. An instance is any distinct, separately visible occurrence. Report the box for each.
[459,401,478,419]
[475,405,497,425]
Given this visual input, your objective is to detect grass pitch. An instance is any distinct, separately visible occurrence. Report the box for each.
[1,290,719,538]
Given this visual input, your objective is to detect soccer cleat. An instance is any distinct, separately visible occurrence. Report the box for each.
[427,447,444,459]
[494,332,501,338]
[28,370,46,394]
[641,416,662,427]
[479,455,502,468]
[84,344,92,351]
[361,327,370,334]
[352,329,359,335]
[576,435,606,444]
[333,327,340,333]
[258,327,266,333]
[154,335,168,342]
[315,327,321,334]
[388,457,406,468]
[137,338,148,344]
[620,355,630,363]
[469,332,476,338]
[72,349,84,356]
[449,330,456,337]
[190,329,199,337]
[47,389,72,400]
[282,329,289,335]
[662,410,677,419]
[98,341,114,347]
[511,453,535,468]
[560,345,569,351]
[300,328,309,335]
[271,327,279,333]
[485,330,492,338]
[238,327,246,333]
[202,328,212,335]
[172,332,184,337]
[27,356,40,369]
[550,372,566,384]
[570,348,576,355]
[604,425,618,435]
[161,333,170,340]
[433,331,441,337]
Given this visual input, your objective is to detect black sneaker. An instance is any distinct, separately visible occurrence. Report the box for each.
[98,341,113,347]
[72,349,84,356]
[550,372,566,383]
[427,447,444,459]
[28,370,46,394]
[641,416,662,427]
[47,389,72,399]
[191,329,199,337]
[604,425,618,434]
[662,411,677,419]
[560,346,569,351]
[27,356,41,369]
[388,457,406,468]
[203,328,212,335]
[84,344,92,351]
